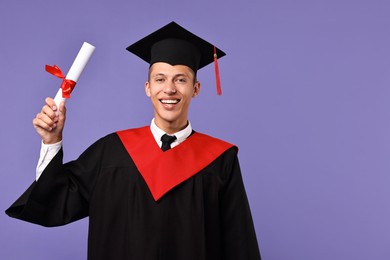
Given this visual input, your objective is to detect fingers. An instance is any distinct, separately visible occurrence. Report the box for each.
[45,97,58,110]
[43,104,57,119]
[33,98,64,131]
[33,110,58,131]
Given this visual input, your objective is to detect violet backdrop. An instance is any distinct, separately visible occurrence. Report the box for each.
[1,0,390,259]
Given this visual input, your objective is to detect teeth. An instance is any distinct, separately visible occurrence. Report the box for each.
[161,99,178,104]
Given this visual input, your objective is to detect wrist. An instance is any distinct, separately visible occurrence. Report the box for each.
[42,136,63,145]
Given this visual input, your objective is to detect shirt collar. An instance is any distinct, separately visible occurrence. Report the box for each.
[150,118,193,148]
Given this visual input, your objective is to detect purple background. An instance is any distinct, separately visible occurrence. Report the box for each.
[1,0,390,259]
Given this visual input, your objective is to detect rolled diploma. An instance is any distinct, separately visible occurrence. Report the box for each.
[53,42,96,113]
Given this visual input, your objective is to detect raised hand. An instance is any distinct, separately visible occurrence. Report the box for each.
[32,97,67,144]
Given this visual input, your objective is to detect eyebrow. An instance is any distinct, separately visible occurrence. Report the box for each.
[152,73,189,78]
[173,73,189,78]
[152,73,165,77]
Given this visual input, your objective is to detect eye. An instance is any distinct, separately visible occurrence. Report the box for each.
[155,77,165,83]
[175,77,187,83]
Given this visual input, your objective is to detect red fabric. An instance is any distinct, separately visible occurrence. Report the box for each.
[117,127,235,201]
[45,64,76,98]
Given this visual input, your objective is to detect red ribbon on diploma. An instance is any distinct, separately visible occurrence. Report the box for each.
[45,65,76,98]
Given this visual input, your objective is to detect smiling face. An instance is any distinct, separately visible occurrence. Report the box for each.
[145,62,200,134]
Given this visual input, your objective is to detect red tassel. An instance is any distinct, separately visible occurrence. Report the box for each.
[214,46,222,95]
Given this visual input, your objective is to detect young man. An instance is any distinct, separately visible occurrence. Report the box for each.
[6,22,261,260]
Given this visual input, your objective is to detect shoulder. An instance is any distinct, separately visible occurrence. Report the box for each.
[95,126,150,147]
[193,131,238,153]
[82,128,137,153]
[116,126,149,134]
[115,126,153,144]
[80,132,123,156]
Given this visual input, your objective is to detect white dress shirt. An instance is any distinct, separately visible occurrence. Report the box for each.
[35,119,193,181]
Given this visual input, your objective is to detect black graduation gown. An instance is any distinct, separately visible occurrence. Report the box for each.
[6,128,261,260]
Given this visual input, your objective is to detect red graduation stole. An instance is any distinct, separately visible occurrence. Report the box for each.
[116,126,235,201]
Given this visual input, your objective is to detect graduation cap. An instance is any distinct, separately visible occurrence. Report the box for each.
[126,21,225,95]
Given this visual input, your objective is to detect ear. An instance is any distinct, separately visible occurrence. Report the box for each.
[145,81,151,97]
[192,81,201,97]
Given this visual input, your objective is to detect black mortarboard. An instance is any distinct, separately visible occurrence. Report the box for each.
[126,21,225,95]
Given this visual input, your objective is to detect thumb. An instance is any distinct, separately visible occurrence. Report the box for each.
[57,101,67,126]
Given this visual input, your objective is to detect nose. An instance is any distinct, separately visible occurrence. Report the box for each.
[163,80,177,94]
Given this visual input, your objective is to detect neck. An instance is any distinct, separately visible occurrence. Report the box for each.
[155,120,188,135]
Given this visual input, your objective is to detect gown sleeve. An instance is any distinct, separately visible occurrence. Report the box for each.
[220,149,262,259]
[5,134,112,227]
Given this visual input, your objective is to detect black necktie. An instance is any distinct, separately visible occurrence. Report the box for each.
[161,134,177,151]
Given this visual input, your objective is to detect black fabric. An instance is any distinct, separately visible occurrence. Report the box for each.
[151,38,200,73]
[160,134,177,151]
[126,21,226,72]
[6,133,261,260]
